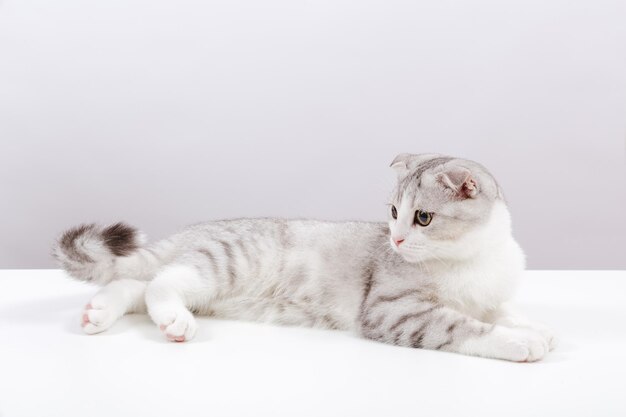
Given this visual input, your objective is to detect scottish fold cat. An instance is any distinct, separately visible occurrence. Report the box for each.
[54,153,555,361]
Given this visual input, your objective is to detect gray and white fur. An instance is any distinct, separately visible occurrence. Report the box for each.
[53,153,556,361]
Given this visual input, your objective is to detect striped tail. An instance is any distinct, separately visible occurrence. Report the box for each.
[53,222,159,285]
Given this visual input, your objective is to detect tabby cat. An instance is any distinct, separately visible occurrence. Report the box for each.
[54,153,556,361]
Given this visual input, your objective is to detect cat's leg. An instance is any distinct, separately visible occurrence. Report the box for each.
[145,264,213,342]
[81,279,147,334]
[484,302,558,351]
[360,298,550,362]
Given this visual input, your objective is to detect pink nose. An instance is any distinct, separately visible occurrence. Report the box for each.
[394,238,405,246]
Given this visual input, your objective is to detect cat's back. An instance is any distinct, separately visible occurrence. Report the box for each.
[175,217,388,254]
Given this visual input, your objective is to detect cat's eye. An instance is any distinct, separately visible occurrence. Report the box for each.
[391,205,398,219]
[414,210,432,227]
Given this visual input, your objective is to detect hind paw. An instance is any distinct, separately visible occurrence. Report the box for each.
[81,302,119,334]
[154,308,197,342]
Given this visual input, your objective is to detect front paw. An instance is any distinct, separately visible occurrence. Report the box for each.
[493,327,550,362]
[525,322,558,351]
[495,315,558,352]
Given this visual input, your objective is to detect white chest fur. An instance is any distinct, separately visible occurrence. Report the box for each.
[428,201,527,319]
[434,236,524,319]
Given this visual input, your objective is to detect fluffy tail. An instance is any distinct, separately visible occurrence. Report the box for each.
[53,222,160,285]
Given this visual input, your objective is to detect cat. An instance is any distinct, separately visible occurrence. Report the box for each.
[53,153,556,361]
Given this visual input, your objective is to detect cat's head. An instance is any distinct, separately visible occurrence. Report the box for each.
[387,153,506,263]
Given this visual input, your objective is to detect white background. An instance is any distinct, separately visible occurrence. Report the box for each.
[1,0,625,269]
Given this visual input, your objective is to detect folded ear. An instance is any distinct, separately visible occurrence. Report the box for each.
[438,166,479,198]
[390,153,450,179]
[389,153,412,178]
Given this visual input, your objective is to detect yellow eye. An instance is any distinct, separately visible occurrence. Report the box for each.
[414,210,432,226]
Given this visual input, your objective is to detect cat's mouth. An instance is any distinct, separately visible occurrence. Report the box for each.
[390,240,425,263]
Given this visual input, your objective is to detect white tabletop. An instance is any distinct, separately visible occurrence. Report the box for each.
[0,270,624,417]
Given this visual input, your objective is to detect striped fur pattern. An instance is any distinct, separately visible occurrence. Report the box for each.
[54,153,556,361]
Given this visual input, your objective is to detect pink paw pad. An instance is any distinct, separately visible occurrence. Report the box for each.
[161,327,185,342]
[166,334,185,342]
[81,313,90,327]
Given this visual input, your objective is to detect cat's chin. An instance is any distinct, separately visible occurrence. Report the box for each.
[394,249,427,264]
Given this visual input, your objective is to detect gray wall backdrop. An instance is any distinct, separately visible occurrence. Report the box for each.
[1,0,625,269]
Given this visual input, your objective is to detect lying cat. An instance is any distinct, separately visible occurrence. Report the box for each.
[54,153,556,361]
